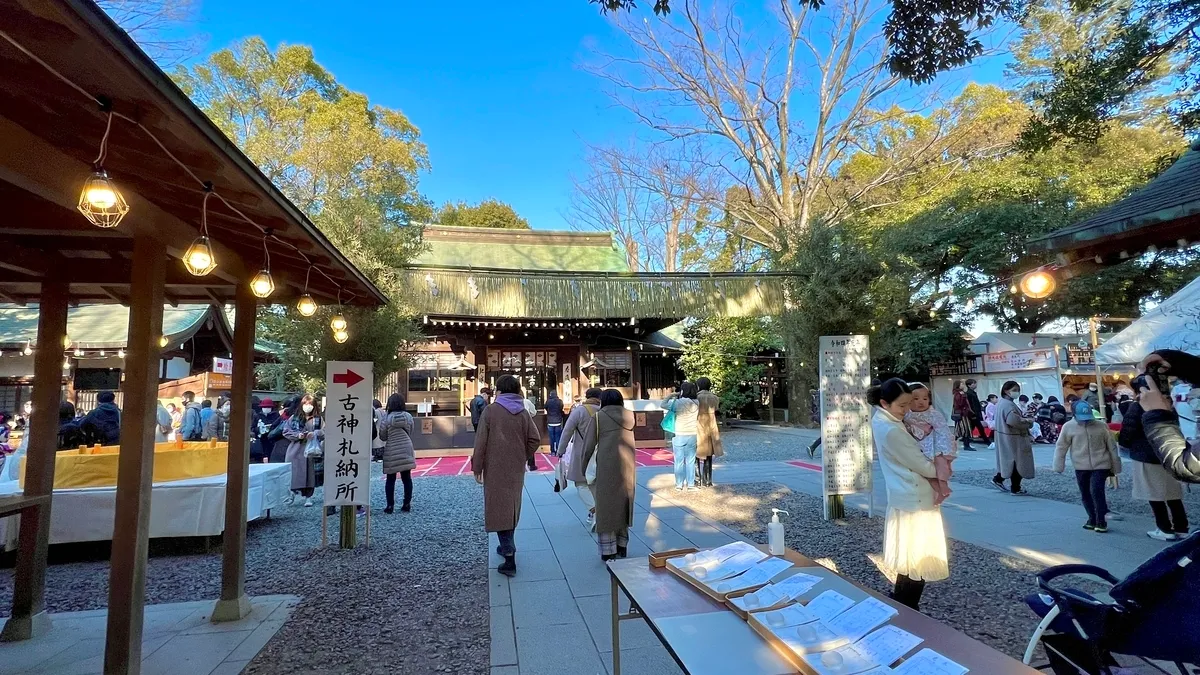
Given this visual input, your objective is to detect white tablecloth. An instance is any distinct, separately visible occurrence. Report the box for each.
[0,463,291,548]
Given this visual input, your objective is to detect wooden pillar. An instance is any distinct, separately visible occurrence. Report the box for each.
[103,237,165,675]
[0,280,68,642]
[212,282,255,622]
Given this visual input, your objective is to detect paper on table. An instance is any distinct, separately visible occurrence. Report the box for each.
[853,625,923,667]
[774,620,850,654]
[732,584,790,611]
[759,603,819,629]
[892,648,969,675]
[680,540,760,567]
[713,557,794,593]
[858,668,894,675]
[828,598,899,642]
[689,548,768,583]
[805,590,856,622]
[800,644,879,675]
[773,571,824,599]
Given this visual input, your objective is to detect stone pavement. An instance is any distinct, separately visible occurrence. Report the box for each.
[489,431,1173,674]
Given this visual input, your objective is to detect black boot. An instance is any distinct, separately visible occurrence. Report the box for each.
[498,555,517,577]
[617,545,628,558]
[601,553,617,562]
[400,502,411,512]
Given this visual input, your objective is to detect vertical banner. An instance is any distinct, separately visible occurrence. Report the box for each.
[325,361,374,507]
[819,335,874,520]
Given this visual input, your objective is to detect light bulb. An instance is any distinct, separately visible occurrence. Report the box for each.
[99,350,105,357]
[159,335,169,348]
[250,270,275,298]
[117,349,125,359]
[63,357,70,369]
[559,334,565,340]
[23,342,32,356]
[63,334,73,349]
[330,314,348,332]
[74,347,83,357]
[1019,270,1056,299]
[1009,284,1019,294]
[626,345,631,351]
[296,294,318,317]
[488,334,495,340]
[929,309,937,318]
[183,236,217,276]
[333,329,349,344]
[77,170,129,228]
[897,318,904,326]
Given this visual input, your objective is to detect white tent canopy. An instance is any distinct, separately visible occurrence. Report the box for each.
[1096,275,1200,365]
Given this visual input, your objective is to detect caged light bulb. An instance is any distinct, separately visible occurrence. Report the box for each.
[330,314,348,332]
[296,294,318,317]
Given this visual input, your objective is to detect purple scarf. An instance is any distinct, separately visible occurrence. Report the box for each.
[496,393,526,414]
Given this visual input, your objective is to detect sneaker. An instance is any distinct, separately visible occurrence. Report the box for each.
[675,486,684,492]
[1148,529,1179,542]
[284,494,295,506]
[991,478,1007,492]
[1012,488,1029,496]
[1106,510,1125,521]
[1093,524,1108,533]
[1083,523,1096,531]
[304,498,313,507]
[687,485,700,491]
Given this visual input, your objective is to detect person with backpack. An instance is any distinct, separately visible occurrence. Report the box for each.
[179,391,204,441]
[80,391,121,446]
[379,393,416,513]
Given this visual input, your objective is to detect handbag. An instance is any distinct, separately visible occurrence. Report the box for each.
[303,433,323,458]
[661,405,676,434]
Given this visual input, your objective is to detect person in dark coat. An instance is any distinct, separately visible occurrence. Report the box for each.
[1121,399,1189,540]
[80,391,121,446]
[267,398,294,463]
[251,397,279,463]
[379,393,416,513]
[545,391,566,456]
[472,375,540,577]
[57,401,86,451]
[965,379,985,444]
[470,388,492,432]
[1139,350,1200,483]
[590,389,636,560]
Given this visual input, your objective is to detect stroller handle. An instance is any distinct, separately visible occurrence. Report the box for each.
[1037,564,1120,609]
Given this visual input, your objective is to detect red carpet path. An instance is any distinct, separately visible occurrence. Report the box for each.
[409,447,675,478]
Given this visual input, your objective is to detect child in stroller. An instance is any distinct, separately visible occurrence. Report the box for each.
[1023,531,1200,674]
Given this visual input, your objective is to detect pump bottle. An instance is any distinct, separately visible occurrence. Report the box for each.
[768,508,790,555]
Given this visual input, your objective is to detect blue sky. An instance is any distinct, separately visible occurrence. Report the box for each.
[183,0,1011,231]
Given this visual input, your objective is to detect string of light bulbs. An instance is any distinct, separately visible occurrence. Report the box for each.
[0,28,357,344]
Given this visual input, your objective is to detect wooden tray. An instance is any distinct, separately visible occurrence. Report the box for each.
[723,586,794,620]
[745,605,816,674]
[648,547,698,569]
[665,556,771,603]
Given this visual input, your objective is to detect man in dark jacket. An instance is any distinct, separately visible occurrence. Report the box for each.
[1140,349,1200,483]
[80,391,121,446]
[965,379,986,442]
[470,388,492,431]
[545,391,565,456]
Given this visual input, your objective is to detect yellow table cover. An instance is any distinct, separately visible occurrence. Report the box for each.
[19,443,230,489]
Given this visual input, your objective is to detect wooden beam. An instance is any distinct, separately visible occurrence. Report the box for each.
[103,236,165,674]
[212,281,256,622]
[99,286,129,306]
[0,280,67,642]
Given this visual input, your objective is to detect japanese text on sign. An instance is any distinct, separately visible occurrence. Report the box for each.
[325,361,374,507]
[819,335,873,498]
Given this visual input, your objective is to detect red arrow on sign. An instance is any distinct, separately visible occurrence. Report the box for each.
[332,369,364,387]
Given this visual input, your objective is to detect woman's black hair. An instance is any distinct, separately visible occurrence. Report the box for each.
[386,393,406,413]
[867,378,911,406]
[696,377,712,392]
[1001,380,1021,398]
[907,381,929,391]
[496,374,521,395]
[680,381,699,400]
[1018,394,1029,403]
[600,389,624,407]
[585,387,603,400]
[1048,395,1060,403]
[987,394,998,401]
[59,400,76,421]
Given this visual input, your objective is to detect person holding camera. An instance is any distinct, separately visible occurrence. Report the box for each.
[1137,349,1200,484]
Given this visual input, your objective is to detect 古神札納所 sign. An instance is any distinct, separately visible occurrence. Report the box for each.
[324,361,374,507]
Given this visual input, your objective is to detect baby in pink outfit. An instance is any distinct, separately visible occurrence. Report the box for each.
[903,383,956,505]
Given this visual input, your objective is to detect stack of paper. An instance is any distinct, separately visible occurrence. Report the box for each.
[712,556,794,594]
[892,649,968,674]
[826,598,899,641]
[759,603,819,629]
[804,590,856,621]
[800,625,923,674]
[730,570,824,611]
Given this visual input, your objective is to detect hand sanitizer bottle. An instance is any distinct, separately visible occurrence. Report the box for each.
[768,508,790,555]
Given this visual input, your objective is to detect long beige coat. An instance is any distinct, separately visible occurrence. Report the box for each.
[696,390,724,459]
[472,403,541,532]
[995,397,1035,479]
[590,406,637,534]
[558,399,600,483]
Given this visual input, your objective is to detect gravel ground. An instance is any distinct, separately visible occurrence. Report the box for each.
[716,424,819,464]
[954,464,1200,522]
[0,465,488,675]
[658,481,1070,660]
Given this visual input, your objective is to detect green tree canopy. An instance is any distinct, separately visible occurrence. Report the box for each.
[678,317,775,414]
[437,199,530,229]
[174,38,432,388]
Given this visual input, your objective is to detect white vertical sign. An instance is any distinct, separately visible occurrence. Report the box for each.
[819,335,874,519]
[325,361,373,507]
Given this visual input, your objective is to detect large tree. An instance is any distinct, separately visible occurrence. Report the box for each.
[99,0,203,65]
[175,38,432,388]
[436,199,531,229]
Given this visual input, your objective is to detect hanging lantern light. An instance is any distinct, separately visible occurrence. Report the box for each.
[1019,269,1057,299]
[159,335,169,348]
[74,347,83,357]
[897,318,904,326]
[63,334,72,350]
[183,190,218,276]
[295,266,318,316]
[330,314,348,332]
[117,348,125,359]
[78,111,129,228]
[332,329,349,344]
[62,357,70,369]
[249,233,274,298]
[23,342,32,356]
[1009,283,1019,295]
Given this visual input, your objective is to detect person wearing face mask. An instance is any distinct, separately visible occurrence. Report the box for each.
[203,395,231,442]
[251,397,279,463]
[870,378,947,611]
[991,380,1035,495]
[284,395,323,506]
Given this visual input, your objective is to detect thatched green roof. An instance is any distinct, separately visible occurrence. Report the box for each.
[403,269,783,318]
[414,225,629,272]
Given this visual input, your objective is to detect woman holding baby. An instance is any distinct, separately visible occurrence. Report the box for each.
[869,378,950,611]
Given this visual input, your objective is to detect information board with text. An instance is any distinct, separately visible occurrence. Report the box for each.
[819,335,874,518]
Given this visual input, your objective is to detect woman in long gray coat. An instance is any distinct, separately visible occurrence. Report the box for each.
[378,393,416,514]
[589,389,637,561]
[557,387,602,521]
[992,380,1035,494]
[472,375,542,577]
[284,394,323,507]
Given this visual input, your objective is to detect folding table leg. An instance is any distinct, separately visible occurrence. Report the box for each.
[611,573,621,675]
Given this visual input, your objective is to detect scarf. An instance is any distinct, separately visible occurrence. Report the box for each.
[496,393,526,414]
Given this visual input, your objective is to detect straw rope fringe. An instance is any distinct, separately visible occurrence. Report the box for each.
[401,271,783,318]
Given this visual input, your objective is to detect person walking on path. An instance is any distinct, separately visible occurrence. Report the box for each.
[870,379,948,611]
[378,393,416,514]
[371,398,387,462]
[1084,382,1102,413]
[695,377,723,488]
[1121,398,1189,540]
[663,381,700,491]
[470,387,491,432]
[952,380,976,451]
[1055,400,1121,532]
[558,387,602,525]
[992,381,1035,494]
[965,379,986,446]
[202,397,230,441]
[284,394,323,507]
[545,391,565,456]
[590,389,636,561]
[473,374,542,577]
[179,390,204,441]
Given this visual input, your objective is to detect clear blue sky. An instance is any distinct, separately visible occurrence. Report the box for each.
[183,0,1010,232]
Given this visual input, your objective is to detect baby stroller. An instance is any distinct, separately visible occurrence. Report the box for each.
[1023,532,1200,674]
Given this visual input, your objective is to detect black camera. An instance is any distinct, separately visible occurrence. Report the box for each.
[1133,369,1171,397]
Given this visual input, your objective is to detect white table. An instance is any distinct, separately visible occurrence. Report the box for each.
[0,463,290,548]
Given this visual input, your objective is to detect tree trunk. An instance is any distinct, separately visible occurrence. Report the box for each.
[785,330,813,427]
